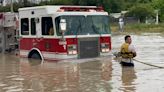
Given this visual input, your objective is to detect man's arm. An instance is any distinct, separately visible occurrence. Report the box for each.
[129,44,137,57]
[132,52,136,57]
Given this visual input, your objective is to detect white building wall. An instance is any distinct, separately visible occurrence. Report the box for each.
[0,0,49,6]
[2,0,18,6]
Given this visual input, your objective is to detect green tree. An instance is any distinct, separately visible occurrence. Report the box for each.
[137,0,152,3]
[107,0,124,13]
[71,0,111,13]
[152,0,164,22]
[40,0,73,5]
[0,0,156,16]
[0,6,10,12]
[71,0,124,13]
[78,0,98,6]
[124,0,152,9]
[127,4,155,23]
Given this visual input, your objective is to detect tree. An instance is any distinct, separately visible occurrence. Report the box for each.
[71,0,125,13]
[39,0,73,6]
[106,0,125,13]
[152,0,164,22]
[126,4,155,23]
[137,0,152,3]
[0,6,10,12]
[0,0,159,19]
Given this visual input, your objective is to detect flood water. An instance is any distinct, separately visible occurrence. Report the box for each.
[0,33,164,92]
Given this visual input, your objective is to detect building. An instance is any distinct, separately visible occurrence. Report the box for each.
[0,0,18,6]
[0,0,50,6]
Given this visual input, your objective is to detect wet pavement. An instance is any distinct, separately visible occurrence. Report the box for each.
[0,33,164,92]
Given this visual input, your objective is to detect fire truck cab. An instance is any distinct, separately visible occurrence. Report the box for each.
[18,5,111,61]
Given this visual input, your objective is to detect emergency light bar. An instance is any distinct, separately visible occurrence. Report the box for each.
[59,6,104,12]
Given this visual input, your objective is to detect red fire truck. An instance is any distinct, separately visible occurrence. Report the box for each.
[18,5,111,61]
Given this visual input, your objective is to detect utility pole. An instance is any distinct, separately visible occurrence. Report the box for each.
[24,0,27,7]
[155,9,159,25]
[10,0,14,12]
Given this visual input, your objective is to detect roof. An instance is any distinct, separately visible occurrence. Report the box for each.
[18,5,102,12]
[18,5,108,18]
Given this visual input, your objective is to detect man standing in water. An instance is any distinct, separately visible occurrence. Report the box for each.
[119,17,124,32]
[120,35,136,66]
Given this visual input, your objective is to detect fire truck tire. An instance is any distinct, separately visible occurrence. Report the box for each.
[29,52,41,60]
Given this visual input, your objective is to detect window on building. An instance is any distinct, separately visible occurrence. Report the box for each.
[31,18,36,35]
[41,17,54,36]
[21,18,29,35]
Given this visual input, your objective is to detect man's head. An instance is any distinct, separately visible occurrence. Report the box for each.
[124,35,132,44]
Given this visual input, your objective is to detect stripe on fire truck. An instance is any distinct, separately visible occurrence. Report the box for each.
[20,50,77,60]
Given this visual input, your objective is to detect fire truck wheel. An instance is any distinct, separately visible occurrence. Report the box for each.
[30,52,41,60]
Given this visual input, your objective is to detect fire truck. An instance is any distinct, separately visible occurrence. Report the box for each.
[0,12,18,53]
[18,5,111,61]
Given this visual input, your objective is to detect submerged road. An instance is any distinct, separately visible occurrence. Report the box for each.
[0,33,164,92]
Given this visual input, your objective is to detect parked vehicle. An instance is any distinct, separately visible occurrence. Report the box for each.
[0,12,18,53]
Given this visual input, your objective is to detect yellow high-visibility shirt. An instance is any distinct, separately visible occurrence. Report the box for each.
[120,43,134,58]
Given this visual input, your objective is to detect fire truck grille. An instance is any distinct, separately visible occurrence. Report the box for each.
[78,38,99,59]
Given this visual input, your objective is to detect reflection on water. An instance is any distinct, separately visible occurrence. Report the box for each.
[28,59,42,66]
[0,33,164,91]
[0,54,21,92]
[22,57,113,92]
[121,67,137,92]
[0,54,113,92]
[79,59,112,92]
[112,33,164,92]
[20,58,81,92]
[101,60,112,81]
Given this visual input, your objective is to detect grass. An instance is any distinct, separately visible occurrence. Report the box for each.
[111,23,164,35]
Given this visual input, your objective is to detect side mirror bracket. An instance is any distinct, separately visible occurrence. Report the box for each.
[59,19,66,41]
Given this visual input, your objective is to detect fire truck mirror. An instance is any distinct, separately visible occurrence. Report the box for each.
[59,19,66,33]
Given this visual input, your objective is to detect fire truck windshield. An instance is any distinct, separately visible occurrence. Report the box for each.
[55,15,110,36]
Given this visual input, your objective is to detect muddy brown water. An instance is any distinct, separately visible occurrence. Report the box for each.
[0,33,164,92]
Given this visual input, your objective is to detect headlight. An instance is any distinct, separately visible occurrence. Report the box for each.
[101,43,110,53]
[67,45,77,55]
